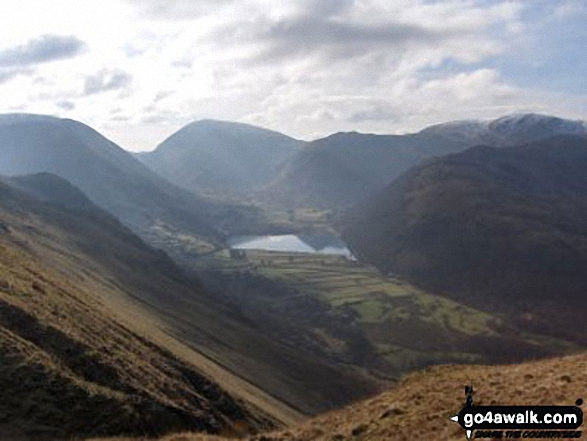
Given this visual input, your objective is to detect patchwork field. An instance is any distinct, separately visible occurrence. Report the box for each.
[192,249,579,381]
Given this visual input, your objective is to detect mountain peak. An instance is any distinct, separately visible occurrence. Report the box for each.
[489,113,585,134]
[138,118,304,192]
[0,113,63,126]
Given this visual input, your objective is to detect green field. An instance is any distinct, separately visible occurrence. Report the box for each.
[191,249,578,379]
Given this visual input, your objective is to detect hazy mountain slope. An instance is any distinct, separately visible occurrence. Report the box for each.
[0,176,274,439]
[420,113,587,146]
[262,114,587,209]
[0,173,382,423]
[342,135,587,342]
[91,351,587,441]
[137,120,304,193]
[260,131,468,209]
[0,114,259,244]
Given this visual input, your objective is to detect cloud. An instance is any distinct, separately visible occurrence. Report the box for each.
[208,2,510,68]
[126,0,234,20]
[154,90,173,102]
[249,16,442,62]
[0,0,582,152]
[55,100,75,111]
[0,68,31,84]
[0,35,85,67]
[83,69,132,95]
[297,0,355,17]
[349,104,399,124]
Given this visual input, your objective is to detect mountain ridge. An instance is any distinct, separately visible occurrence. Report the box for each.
[87,351,587,441]
[341,135,587,344]
[0,114,266,252]
[260,113,587,209]
[137,119,304,193]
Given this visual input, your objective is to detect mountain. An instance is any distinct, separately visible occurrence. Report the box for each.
[90,351,587,440]
[136,120,304,194]
[0,174,277,439]
[486,113,587,143]
[419,113,587,145]
[261,114,587,209]
[1,173,388,431]
[0,114,260,246]
[342,135,587,343]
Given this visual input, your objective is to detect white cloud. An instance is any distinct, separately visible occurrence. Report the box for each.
[0,35,85,67]
[83,69,133,95]
[0,0,583,151]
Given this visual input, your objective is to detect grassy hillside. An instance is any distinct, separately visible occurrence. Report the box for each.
[0,176,277,439]
[342,135,587,343]
[0,174,394,430]
[89,351,587,441]
[137,120,304,194]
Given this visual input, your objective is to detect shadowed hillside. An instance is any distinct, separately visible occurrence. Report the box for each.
[261,114,587,209]
[137,120,304,194]
[0,114,260,247]
[342,135,587,343]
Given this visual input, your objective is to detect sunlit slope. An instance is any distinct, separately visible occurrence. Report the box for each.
[90,352,587,441]
[0,176,275,439]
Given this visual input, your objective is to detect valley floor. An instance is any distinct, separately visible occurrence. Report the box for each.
[190,248,580,382]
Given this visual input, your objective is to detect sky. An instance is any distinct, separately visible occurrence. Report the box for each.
[0,0,585,152]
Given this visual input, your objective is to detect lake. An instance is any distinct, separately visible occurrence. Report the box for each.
[228,234,355,258]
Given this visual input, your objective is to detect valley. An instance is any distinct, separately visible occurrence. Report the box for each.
[0,0,585,437]
[168,233,581,393]
[1,113,587,440]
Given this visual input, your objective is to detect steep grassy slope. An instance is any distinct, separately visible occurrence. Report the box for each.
[0,176,274,439]
[0,114,260,246]
[137,120,304,193]
[261,114,586,210]
[343,136,587,343]
[0,174,385,427]
[91,351,587,441]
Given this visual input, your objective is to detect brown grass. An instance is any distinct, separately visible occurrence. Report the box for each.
[0,186,279,439]
[88,351,587,441]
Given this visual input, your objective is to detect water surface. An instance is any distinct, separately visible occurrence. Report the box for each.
[228,234,354,258]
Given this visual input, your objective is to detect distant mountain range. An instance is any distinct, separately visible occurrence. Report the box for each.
[342,135,587,343]
[0,114,260,247]
[132,114,586,211]
[261,114,587,209]
[136,119,304,194]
